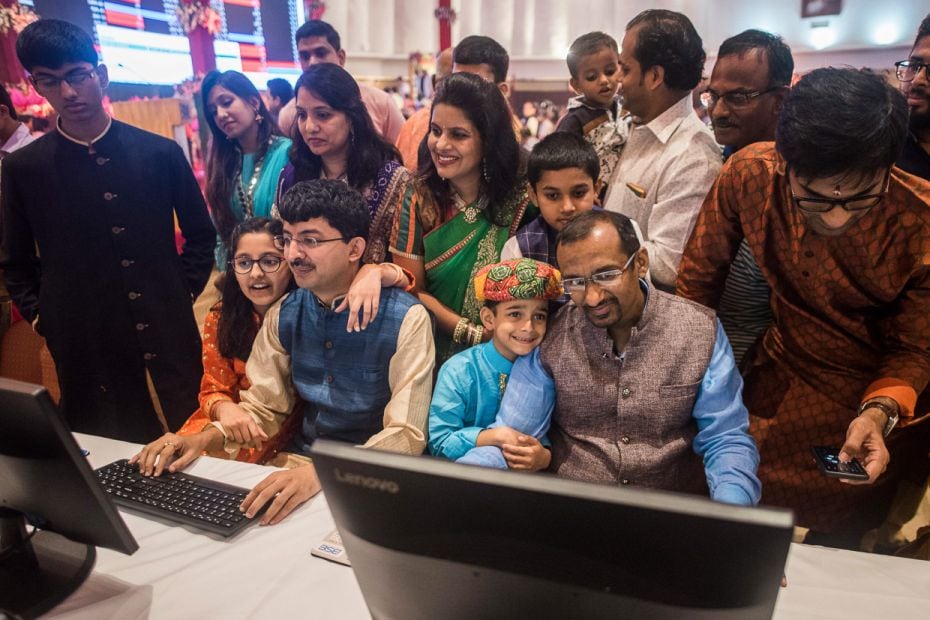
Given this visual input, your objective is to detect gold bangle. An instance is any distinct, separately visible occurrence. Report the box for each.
[470,325,484,347]
[453,317,470,344]
[387,263,404,287]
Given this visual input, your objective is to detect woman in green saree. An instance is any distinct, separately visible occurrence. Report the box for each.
[391,72,534,360]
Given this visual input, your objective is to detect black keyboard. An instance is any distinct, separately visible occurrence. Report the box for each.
[95,459,263,538]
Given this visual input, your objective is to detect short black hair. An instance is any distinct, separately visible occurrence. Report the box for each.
[16,19,98,72]
[266,78,293,104]
[0,83,16,121]
[567,32,618,79]
[916,14,930,47]
[717,29,794,87]
[527,132,599,188]
[776,67,908,182]
[295,20,340,50]
[453,35,509,84]
[557,210,640,258]
[626,9,705,91]
[278,179,370,243]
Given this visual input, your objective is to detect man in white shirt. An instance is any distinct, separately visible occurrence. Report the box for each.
[277,20,404,142]
[0,84,35,159]
[604,9,722,292]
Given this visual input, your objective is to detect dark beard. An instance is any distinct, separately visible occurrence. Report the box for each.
[911,108,930,131]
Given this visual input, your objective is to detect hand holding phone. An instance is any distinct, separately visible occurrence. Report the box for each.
[811,446,869,481]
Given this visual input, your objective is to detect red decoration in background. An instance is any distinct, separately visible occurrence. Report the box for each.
[0,0,34,84]
[188,24,217,76]
[306,2,326,21]
[176,0,219,76]
[435,1,455,51]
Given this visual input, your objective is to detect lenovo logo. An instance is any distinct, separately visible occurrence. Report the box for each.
[334,468,400,493]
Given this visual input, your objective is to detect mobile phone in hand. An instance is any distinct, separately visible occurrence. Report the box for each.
[811,446,869,480]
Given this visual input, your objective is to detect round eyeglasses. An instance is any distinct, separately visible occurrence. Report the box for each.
[231,255,285,274]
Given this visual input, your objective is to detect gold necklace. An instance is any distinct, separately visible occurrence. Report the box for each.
[235,137,275,217]
[452,192,487,224]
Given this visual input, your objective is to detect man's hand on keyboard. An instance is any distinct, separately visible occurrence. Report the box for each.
[129,429,218,476]
[241,464,322,526]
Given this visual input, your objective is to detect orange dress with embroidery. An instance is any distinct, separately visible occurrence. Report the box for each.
[677,142,930,534]
[177,307,299,463]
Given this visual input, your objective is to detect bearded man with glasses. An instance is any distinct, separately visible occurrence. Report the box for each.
[678,67,930,549]
[896,14,930,181]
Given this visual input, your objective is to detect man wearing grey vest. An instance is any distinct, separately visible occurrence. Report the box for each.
[132,180,435,525]
[540,211,760,505]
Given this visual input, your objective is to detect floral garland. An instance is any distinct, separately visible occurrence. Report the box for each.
[0,2,40,35]
[175,0,222,36]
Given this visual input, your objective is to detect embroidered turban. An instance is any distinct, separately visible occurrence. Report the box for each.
[474,258,562,303]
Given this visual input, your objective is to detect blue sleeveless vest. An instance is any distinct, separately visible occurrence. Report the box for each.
[277,286,420,454]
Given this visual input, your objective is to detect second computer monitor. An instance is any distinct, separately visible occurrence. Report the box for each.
[312,440,793,620]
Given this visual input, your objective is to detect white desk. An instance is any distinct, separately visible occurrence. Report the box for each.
[47,434,930,619]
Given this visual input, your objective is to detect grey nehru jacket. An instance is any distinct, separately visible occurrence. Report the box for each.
[541,287,717,495]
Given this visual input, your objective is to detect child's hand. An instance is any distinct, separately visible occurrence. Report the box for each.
[338,263,383,332]
[502,435,551,471]
[476,426,521,448]
[215,402,268,448]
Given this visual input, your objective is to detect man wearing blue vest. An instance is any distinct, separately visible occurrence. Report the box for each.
[133,180,435,525]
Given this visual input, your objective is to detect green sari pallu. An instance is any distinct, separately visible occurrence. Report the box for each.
[423,187,533,361]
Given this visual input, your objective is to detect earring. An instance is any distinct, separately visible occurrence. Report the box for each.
[482,159,490,183]
[255,109,263,124]
[350,129,355,145]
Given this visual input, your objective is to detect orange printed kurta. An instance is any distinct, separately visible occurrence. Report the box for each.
[677,142,930,534]
[177,308,298,463]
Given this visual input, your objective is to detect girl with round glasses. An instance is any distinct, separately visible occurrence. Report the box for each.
[175,218,299,463]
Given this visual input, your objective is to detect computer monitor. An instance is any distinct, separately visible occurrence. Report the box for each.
[0,378,138,618]
[312,440,794,620]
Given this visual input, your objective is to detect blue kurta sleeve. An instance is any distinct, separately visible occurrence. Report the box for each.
[691,321,762,506]
[428,356,485,460]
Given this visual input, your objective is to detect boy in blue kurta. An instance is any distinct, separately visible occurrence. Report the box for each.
[428,259,562,470]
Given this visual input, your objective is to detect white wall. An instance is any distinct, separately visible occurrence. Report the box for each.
[321,0,927,81]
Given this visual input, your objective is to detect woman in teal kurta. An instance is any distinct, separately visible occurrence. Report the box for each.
[202,70,291,268]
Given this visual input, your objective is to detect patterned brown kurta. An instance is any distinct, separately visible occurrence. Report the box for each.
[677,142,930,534]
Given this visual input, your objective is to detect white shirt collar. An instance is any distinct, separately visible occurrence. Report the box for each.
[637,94,694,145]
[0,123,35,157]
[56,115,112,151]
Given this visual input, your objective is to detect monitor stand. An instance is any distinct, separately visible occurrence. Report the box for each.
[0,508,95,619]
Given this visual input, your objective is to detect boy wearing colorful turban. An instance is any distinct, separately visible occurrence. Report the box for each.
[429,258,561,470]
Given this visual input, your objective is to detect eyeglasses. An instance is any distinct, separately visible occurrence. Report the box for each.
[789,170,891,214]
[705,86,781,109]
[30,68,98,91]
[273,234,347,252]
[894,60,930,83]
[561,252,637,295]
[231,255,285,274]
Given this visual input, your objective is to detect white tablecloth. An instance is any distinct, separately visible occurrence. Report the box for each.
[45,434,930,619]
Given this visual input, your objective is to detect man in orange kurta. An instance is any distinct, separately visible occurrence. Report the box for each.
[677,67,930,544]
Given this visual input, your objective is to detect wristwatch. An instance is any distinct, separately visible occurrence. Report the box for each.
[857,399,899,437]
